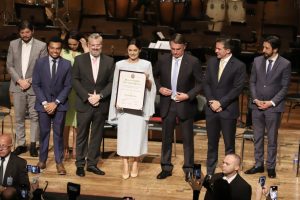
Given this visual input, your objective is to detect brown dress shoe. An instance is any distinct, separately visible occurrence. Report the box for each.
[56,163,67,175]
[37,161,46,169]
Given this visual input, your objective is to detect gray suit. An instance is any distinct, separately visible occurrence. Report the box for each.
[249,55,291,169]
[6,38,47,145]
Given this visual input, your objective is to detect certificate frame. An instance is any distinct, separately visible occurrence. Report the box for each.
[116,70,146,110]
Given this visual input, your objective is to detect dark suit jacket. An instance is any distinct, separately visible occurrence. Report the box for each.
[249,55,291,112]
[32,56,72,112]
[3,153,30,192]
[72,53,115,114]
[154,52,202,119]
[203,56,246,119]
[204,173,252,200]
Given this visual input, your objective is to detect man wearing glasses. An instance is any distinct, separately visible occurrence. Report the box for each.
[0,134,30,198]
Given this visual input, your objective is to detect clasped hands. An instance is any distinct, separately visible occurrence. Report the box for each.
[44,102,57,115]
[159,87,189,102]
[17,78,31,91]
[209,100,222,112]
[88,91,101,107]
[254,99,272,110]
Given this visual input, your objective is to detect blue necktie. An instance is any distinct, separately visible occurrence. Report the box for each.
[266,59,273,76]
[171,59,179,96]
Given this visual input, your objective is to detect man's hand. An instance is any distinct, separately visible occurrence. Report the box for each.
[175,92,189,102]
[88,91,101,106]
[209,100,222,112]
[17,79,31,90]
[258,101,273,110]
[159,87,172,96]
[44,102,57,115]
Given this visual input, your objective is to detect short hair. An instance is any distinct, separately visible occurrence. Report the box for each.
[170,33,187,45]
[215,38,234,51]
[18,20,34,32]
[226,153,241,166]
[127,38,142,49]
[264,35,281,50]
[48,36,63,46]
[88,33,102,42]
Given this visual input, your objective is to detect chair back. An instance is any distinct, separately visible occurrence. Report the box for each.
[0,81,11,109]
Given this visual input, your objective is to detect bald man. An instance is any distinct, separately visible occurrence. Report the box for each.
[0,134,30,198]
[204,154,252,200]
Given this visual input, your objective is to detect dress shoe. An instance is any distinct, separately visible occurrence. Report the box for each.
[76,167,85,177]
[13,146,27,155]
[56,163,67,175]
[267,168,276,178]
[185,171,193,182]
[244,166,264,174]
[156,170,172,179]
[30,143,38,157]
[37,161,46,169]
[87,166,105,175]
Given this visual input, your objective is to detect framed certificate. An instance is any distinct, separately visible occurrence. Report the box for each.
[116,70,146,110]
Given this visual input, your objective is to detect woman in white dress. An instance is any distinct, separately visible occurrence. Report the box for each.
[108,39,156,179]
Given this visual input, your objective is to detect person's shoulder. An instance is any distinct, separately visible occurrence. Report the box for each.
[33,38,46,46]
[10,153,26,164]
[101,54,114,61]
[254,55,264,62]
[235,174,252,188]
[139,59,151,65]
[277,55,291,65]
[9,38,21,46]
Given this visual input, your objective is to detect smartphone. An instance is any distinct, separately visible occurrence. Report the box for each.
[258,176,266,187]
[193,164,201,180]
[270,186,278,200]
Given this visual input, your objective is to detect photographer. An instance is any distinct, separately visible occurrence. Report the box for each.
[203,154,251,200]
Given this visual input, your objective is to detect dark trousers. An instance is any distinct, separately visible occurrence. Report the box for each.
[161,101,194,173]
[252,109,281,169]
[38,111,66,164]
[76,108,105,168]
[206,114,236,175]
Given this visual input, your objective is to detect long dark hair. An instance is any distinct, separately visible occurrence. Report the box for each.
[63,30,84,53]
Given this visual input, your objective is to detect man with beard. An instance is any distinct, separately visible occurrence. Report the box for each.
[245,36,291,178]
[6,20,47,157]
[72,33,115,177]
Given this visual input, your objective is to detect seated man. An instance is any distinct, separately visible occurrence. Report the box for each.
[0,134,30,199]
[203,154,252,200]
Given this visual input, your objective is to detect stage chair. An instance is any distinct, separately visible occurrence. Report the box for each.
[0,81,14,148]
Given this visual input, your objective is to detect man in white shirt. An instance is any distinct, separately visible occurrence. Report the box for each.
[6,20,47,157]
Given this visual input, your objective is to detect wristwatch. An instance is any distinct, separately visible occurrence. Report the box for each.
[55,99,60,105]
[99,93,104,99]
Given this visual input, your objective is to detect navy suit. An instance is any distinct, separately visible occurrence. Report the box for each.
[32,56,72,164]
[154,52,202,173]
[249,55,291,169]
[203,56,246,175]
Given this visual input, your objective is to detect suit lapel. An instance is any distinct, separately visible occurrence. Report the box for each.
[17,40,23,78]
[269,56,281,76]
[167,55,173,87]
[53,58,63,84]
[3,155,14,186]
[86,54,95,83]
[96,54,105,84]
[26,39,36,77]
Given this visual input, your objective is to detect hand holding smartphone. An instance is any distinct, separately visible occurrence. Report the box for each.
[270,186,278,200]
[258,176,266,187]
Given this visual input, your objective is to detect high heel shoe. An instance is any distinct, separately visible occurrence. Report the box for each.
[131,162,138,178]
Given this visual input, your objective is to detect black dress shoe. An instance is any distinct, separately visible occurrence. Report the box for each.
[244,166,264,174]
[13,146,27,155]
[87,166,105,175]
[157,170,172,179]
[267,169,276,178]
[76,167,85,177]
[30,143,38,157]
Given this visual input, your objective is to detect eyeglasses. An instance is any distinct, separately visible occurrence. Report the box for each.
[0,145,12,150]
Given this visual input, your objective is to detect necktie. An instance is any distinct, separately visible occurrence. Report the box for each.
[218,59,225,81]
[266,59,273,75]
[51,59,57,80]
[171,59,179,96]
[0,157,5,185]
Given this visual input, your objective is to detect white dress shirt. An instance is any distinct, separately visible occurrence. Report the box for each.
[21,39,33,79]
[90,54,100,82]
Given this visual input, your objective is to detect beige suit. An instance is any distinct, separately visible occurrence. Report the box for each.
[6,38,47,146]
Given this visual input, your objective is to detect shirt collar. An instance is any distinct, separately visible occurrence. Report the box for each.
[220,54,232,64]
[223,172,237,184]
[173,55,183,62]
[49,56,59,63]
[22,38,33,45]
[90,54,100,61]
[268,53,278,63]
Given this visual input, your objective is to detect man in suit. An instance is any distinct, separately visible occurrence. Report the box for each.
[203,154,252,200]
[72,33,115,177]
[203,38,246,175]
[32,36,72,175]
[245,36,291,178]
[154,33,202,180]
[6,20,47,157]
[0,134,30,198]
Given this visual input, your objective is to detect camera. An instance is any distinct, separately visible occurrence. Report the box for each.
[258,176,266,187]
[270,186,278,200]
[67,182,80,200]
[27,165,40,174]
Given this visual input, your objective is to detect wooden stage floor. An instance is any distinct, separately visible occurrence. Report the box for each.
[2,108,300,200]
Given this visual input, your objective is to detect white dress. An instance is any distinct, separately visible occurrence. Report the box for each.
[108,59,156,157]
